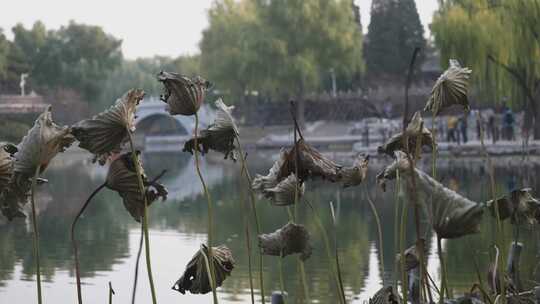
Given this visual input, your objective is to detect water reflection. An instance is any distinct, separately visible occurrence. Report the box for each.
[0,152,539,303]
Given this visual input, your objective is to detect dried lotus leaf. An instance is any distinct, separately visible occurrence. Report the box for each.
[172,244,234,295]
[0,144,15,194]
[105,152,167,222]
[265,174,304,206]
[424,59,472,116]
[369,286,401,304]
[338,154,369,188]
[377,151,483,239]
[252,150,286,197]
[278,139,342,182]
[0,174,31,220]
[72,89,144,163]
[395,239,425,272]
[14,106,75,176]
[487,188,540,225]
[157,71,210,116]
[377,112,435,158]
[258,222,312,261]
[183,98,238,161]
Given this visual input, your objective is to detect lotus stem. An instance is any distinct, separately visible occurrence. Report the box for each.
[364,186,385,280]
[108,282,115,304]
[398,171,409,304]
[289,106,311,301]
[393,169,401,287]
[71,182,107,304]
[235,138,266,304]
[278,254,286,303]
[477,112,506,301]
[126,131,158,304]
[437,235,446,304]
[30,165,43,304]
[200,245,217,292]
[329,202,346,302]
[131,222,144,304]
[238,151,255,304]
[304,199,346,304]
[191,112,219,303]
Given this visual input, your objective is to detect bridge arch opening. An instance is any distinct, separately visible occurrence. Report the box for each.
[135,113,188,136]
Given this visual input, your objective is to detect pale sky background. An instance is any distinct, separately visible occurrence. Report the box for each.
[0,0,438,59]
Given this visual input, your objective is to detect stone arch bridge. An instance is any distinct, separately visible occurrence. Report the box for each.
[134,97,215,152]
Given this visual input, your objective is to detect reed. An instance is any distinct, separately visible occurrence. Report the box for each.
[30,166,43,304]
[236,139,266,304]
[304,198,346,304]
[364,186,385,279]
[108,282,115,304]
[477,112,507,303]
[238,151,255,304]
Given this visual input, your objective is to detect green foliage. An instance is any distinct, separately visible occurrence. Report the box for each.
[200,0,364,102]
[0,119,30,143]
[0,21,122,105]
[98,55,200,108]
[431,0,540,107]
[364,0,426,79]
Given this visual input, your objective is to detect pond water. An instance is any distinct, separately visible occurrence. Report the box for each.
[0,151,539,303]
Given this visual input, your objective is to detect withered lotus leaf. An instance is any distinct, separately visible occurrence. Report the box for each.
[377,152,483,239]
[0,143,15,194]
[183,98,239,161]
[105,152,167,222]
[72,89,144,164]
[0,175,31,220]
[264,174,304,206]
[172,244,234,295]
[369,286,401,304]
[258,222,312,261]
[395,239,425,272]
[486,188,540,225]
[375,151,411,192]
[14,106,75,176]
[157,71,210,116]
[377,112,435,158]
[252,150,286,197]
[338,154,370,188]
[278,139,341,182]
[424,59,472,116]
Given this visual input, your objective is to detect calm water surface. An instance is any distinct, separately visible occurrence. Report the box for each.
[1,151,540,303]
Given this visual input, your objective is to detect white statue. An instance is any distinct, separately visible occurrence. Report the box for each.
[20,73,28,96]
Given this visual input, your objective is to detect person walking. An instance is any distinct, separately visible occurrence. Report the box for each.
[460,114,468,143]
[503,107,515,141]
[447,115,458,143]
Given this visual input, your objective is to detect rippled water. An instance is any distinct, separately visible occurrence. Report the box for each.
[1,151,539,303]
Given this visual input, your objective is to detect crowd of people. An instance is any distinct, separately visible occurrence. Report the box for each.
[441,106,518,144]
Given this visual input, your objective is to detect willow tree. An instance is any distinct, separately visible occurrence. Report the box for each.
[431,0,540,137]
[200,0,261,103]
[200,0,364,125]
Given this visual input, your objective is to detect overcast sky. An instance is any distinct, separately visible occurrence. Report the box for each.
[0,0,438,59]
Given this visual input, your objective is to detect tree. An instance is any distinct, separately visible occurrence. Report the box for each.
[0,29,10,81]
[364,0,426,80]
[5,21,122,105]
[200,0,364,124]
[431,0,540,137]
[200,0,261,102]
